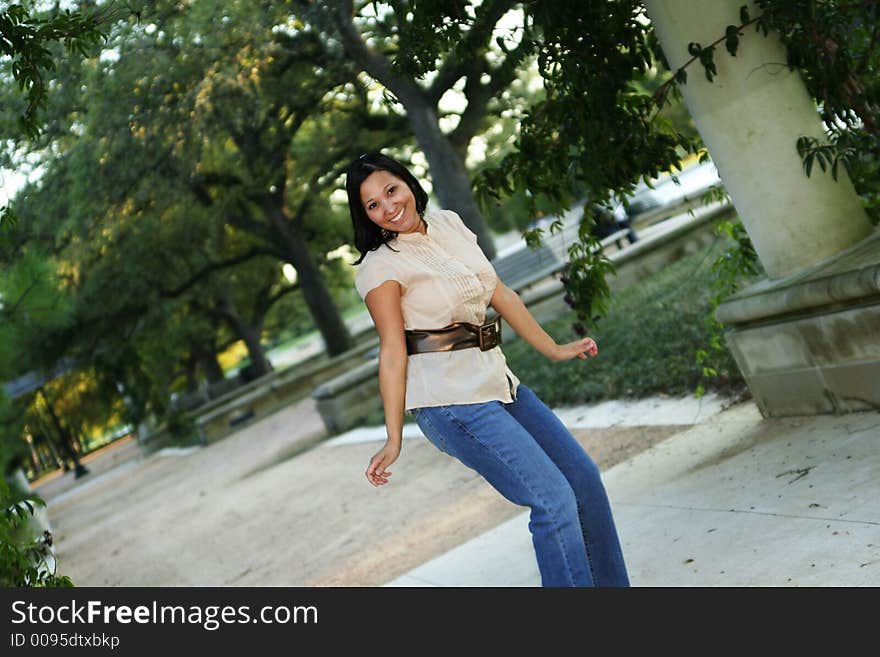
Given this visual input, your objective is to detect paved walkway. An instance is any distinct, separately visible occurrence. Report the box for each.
[34,390,879,586]
[385,401,880,586]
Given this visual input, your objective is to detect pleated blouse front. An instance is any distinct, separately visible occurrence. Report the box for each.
[354,208,520,410]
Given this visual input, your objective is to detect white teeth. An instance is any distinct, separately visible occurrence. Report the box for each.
[389,208,404,223]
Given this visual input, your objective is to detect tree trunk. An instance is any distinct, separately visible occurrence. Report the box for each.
[263,200,353,356]
[405,102,497,260]
[184,356,199,393]
[199,350,226,383]
[192,339,225,383]
[31,433,60,472]
[331,3,497,260]
[237,323,271,380]
[218,291,272,379]
[37,388,89,478]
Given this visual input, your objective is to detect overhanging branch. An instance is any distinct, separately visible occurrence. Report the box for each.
[426,0,518,104]
[158,247,280,299]
[332,0,425,107]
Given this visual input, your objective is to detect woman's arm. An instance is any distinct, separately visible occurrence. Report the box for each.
[363,280,408,486]
[490,282,597,362]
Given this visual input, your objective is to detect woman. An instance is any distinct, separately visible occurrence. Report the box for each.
[346,152,629,587]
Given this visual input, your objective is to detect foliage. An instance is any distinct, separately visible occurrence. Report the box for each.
[558,216,617,332]
[0,1,111,139]
[0,249,73,377]
[695,220,761,397]
[470,1,692,213]
[0,476,72,587]
[0,0,115,229]
[0,392,30,475]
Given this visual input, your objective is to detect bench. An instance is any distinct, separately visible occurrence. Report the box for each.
[190,335,380,445]
[493,227,633,292]
[492,243,562,293]
[311,359,383,434]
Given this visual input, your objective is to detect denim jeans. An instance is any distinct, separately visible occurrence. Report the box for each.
[412,384,629,587]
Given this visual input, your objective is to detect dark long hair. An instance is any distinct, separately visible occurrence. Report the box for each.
[346,152,429,264]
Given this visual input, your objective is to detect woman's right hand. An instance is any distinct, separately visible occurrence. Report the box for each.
[553,336,598,361]
[366,440,401,487]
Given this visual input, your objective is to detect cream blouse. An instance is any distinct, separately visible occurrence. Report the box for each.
[355,208,520,411]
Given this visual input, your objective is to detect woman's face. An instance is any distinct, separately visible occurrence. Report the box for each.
[359,170,422,234]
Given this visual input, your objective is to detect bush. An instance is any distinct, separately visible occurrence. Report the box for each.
[0,476,72,587]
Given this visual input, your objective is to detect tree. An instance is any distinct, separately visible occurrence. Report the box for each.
[302,0,546,260]
[64,0,395,356]
[0,249,74,473]
[1,1,412,452]
[188,256,301,380]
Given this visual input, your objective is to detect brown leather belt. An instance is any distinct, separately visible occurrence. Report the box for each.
[405,317,502,355]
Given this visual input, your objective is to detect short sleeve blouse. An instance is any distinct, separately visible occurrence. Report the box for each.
[355,208,520,410]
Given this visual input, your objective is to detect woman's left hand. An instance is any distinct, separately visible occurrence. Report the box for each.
[553,337,598,362]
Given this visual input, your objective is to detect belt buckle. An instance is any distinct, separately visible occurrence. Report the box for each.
[478,319,501,351]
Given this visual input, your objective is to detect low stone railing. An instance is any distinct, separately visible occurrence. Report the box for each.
[191,335,379,445]
[136,332,379,454]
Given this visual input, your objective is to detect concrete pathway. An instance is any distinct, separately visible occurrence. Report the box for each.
[36,390,878,587]
[385,401,880,587]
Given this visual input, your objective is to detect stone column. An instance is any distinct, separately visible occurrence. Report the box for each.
[644,0,879,417]
[643,0,872,279]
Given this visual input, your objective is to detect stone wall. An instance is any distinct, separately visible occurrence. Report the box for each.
[717,230,880,416]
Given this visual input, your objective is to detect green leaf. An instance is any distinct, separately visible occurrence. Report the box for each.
[725,26,740,57]
[699,46,717,82]
[739,5,750,24]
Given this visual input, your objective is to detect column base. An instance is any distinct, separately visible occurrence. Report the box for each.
[716,230,880,417]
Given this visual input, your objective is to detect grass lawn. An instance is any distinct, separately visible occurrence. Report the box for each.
[502,236,752,407]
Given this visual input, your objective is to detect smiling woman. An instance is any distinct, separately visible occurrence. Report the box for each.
[342,151,630,588]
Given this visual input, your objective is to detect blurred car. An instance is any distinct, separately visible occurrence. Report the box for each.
[618,158,722,217]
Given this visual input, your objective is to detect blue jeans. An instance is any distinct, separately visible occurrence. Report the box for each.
[412,384,629,587]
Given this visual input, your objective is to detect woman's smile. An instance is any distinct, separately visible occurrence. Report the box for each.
[387,206,405,225]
